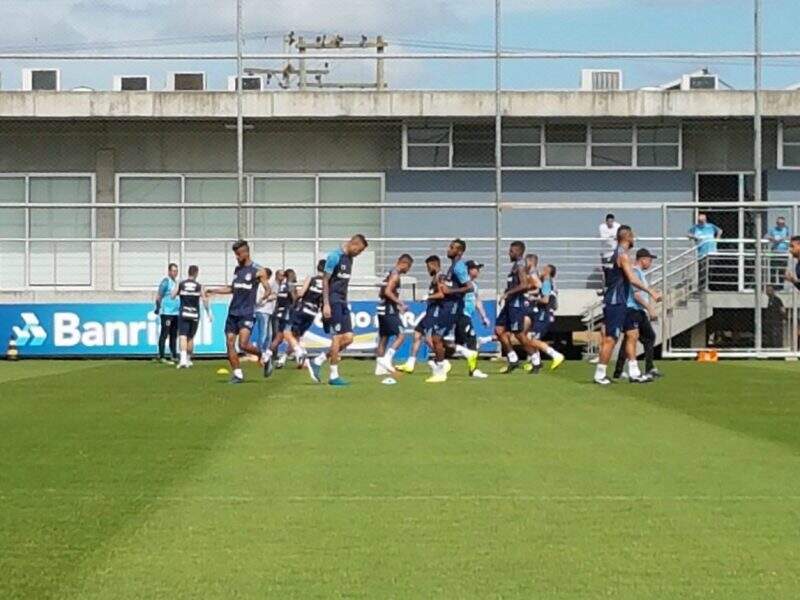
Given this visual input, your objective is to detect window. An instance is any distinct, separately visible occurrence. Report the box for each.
[0,178,26,288]
[591,125,633,167]
[545,124,587,167]
[452,123,494,168]
[637,125,681,168]
[502,123,542,168]
[405,124,451,169]
[780,122,800,168]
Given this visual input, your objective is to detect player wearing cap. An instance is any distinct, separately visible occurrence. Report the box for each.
[593,226,662,385]
[613,249,660,380]
[397,255,443,374]
[375,254,414,375]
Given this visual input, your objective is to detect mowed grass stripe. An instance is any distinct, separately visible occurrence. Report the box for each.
[60,361,800,598]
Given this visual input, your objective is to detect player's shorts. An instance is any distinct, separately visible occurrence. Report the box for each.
[415,310,435,336]
[178,317,199,339]
[455,313,476,347]
[378,313,404,338]
[290,311,316,337]
[497,302,526,333]
[225,314,255,335]
[532,313,552,340]
[432,302,459,337]
[603,304,626,340]
[624,308,643,332]
[323,302,352,335]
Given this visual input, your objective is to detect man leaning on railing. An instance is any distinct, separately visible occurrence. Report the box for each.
[765,216,790,290]
[688,212,722,291]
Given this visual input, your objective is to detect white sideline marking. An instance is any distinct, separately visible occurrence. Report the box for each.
[3,492,800,503]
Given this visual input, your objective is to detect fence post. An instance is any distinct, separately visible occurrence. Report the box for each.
[753,0,763,356]
[794,205,799,355]
[494,0,503,298]
[661,203,669,355]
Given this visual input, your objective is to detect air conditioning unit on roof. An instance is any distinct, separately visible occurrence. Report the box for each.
[22,68,60,91]
[581,69,623,91]
[165,72,206,91]
[227,75,263,91]
[113,75,150,91]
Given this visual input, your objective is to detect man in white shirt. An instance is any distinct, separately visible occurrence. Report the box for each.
[599,213,621,291]
[254,268,279,352]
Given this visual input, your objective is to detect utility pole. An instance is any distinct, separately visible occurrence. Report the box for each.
[494,0,503,297]
[754,0,763,354]
[235,0,245,238]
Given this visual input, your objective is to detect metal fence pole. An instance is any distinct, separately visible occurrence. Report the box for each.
[494,0,503,298]
[753,0,763,355]
[235,0,246,239]
[794,205,799,355]
[661,204,669,354]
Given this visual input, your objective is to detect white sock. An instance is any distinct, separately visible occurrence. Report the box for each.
[180,350,188,364]
[264,349,273,361]
[436,361,446,376]
[531,352,541,366]
[386,348,396,361]
[455,344,474,356]
[330,364,340,380]
[594,364,607,380]
[543,347,556,358]
[406,356,416,368]
[508,351,519,364]
[628,360,642,379]
[233,368,243,380]
[314,353,327,366]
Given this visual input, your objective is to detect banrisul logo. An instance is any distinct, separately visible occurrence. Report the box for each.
[12,312,47,347]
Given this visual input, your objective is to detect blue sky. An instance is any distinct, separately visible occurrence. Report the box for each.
[1,0,798,91]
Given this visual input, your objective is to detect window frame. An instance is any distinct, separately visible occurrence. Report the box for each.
[778,121,800,170]
[403,120,683,171]
[402,122,453,170]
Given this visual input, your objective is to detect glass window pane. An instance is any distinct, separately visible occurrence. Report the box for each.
[320,208,380,239]
[407,146,449,168]
[119,177,180,204]
[30,208,91,238]
[591,146,633,167]
[783,125,800,144]
[0,178,25,203]
[185,178,238,204]
[545,144,587,167]
[30,177,91,204]
[546,124,586,144]
[592,126,633,144]
[502,125,541,144]
[407,126,450,144]
[184,241,230,284]
[185,208,237,239]
[637,126,680,144]
[783,145,800,167]
[637,145,680,167]
[452,124,494,168]
[0,208,25,237]
[0,242,25,288]
[502,146,541,167]
[320,177,381,204]
[120,208,180,238]
[117,241,180,287]
[253,178,315,238]
[29,241,91,285]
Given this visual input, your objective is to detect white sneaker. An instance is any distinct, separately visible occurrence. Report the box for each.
[377,356,396,374]
[594,376,612,385]
[176,362,188,369]
[187,360,194,368]
[375,362,390,376]
[471,369,489,379]
[630,374,654,384]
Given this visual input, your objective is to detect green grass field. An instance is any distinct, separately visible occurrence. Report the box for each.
[2,358,800,599]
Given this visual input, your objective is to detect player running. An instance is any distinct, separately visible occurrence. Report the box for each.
[263,268,297,377]
[170,265,211,369]
[784,235,800,290]
[307,234,369,386]
[375,254,414,376]
[427,238,474,384]
[460,260,490,378]
[397,255,442,374]
[524,263,564,374]
[205,240,270,384]
[593,226,662,386]
[282,260,326,369]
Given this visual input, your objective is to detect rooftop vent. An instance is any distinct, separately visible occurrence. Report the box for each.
[227,75,263,91]
[113,76,150,91]
[22,68,60,91]
[166,72,205,91]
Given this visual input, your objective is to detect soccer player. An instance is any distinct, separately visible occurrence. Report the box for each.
[594,226,662,386]
[784,235,800,291]
[375,254,414,375]
[283,260,326,368]
[397,255,442,374]
[154,263,180,363]
[307,234,369,386]
[263,268,298,377]
[460,260,490,378]
[525,264,565,374]
[205,240,270,384]
[426,238,474,384]
[170,264,211,369]
[613,249,660,380]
